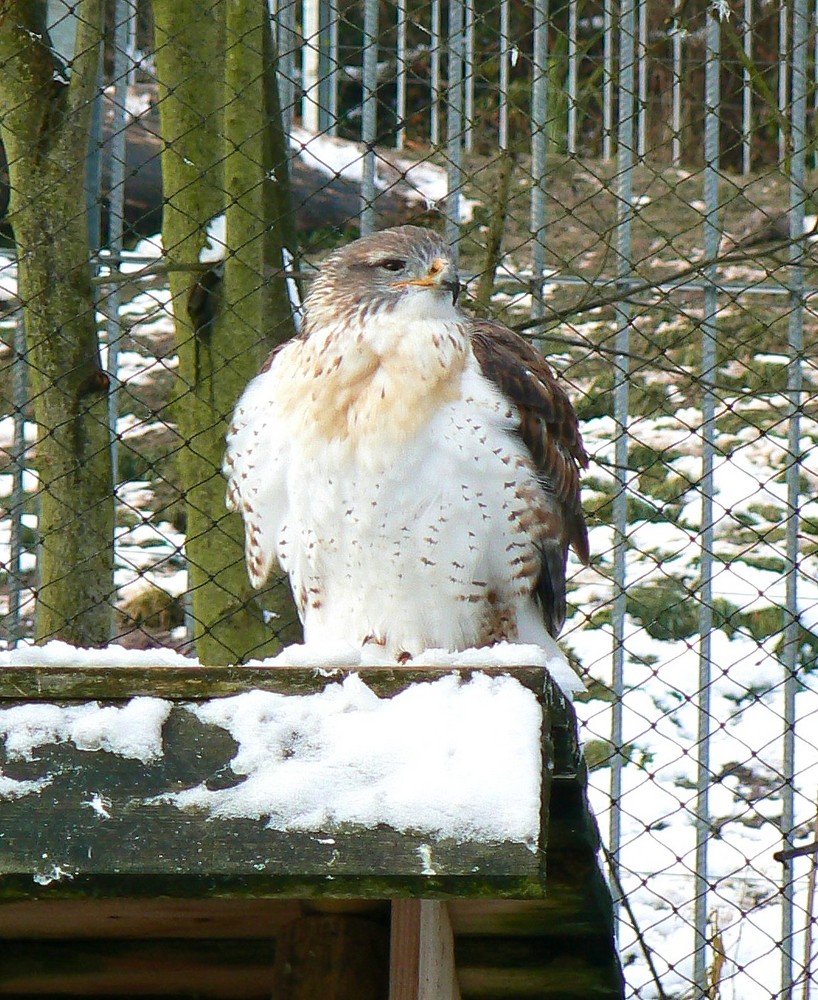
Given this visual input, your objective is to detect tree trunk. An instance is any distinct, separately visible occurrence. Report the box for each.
[0,0,114,646]
[154,0,300,664]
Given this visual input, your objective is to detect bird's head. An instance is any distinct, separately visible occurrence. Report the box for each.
[304,226,462,328]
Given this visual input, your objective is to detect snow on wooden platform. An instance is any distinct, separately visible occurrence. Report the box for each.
[0,662,574,895]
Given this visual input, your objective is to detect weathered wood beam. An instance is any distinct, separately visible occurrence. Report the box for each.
[0,666,559,900]
[0,937,276,997]
[273,914,389,999]
[390,900,461,1000]
[0,897,305,939]
[0,664,556,701]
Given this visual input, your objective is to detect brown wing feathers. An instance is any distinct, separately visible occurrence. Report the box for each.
[470,319,589,637]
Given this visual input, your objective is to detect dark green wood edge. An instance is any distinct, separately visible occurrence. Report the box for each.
[0,665,556,701]
[0,873,547,902]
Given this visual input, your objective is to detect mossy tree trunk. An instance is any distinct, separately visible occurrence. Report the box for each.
[0,0,114,645]
[153,0,299,664]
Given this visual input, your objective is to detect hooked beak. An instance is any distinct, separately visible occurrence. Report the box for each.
[397,257,461,304]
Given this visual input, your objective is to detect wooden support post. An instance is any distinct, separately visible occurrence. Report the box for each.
[273,914,389,1000]
[389,900,461,1000]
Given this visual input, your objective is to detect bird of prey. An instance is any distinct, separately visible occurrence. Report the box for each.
[225,225,589,661]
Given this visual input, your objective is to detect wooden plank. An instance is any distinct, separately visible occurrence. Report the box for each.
[0,664,555,702]
[273,914,389,999]
[456,942,626,999]
[389,900,421,999]
[0,668,554,897]
[0,938,275,997]
[0,872,545,904]
[389,901,461,1000]
[0,898,306,938]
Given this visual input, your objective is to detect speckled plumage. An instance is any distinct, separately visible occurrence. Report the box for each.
[225,226,588,659]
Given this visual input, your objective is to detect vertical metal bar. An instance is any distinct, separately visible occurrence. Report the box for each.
[445,0,464,255]
[7,306,28,648]
[603,0,614,159]
[464,0,475,152]
[328,0,339,134]
[430,0,441,145]
[396,0,407,150]
[568,0,578,155]
[105,0,135,488]
[499,0,510,150]
[302,0,320,131]
[637,0,648,159]
[530,0,550,319]
[779,0,788,163]
[742,0,753,175]
[277,0,297,135]
[317,0,334,133]
[609,0,636,937]
[694,6,721,995]
[671,4,682,166]
[359,0,379,235]
[814,0,818,171]
[782,1,808,995]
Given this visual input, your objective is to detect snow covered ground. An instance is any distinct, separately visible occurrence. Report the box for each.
[561,357,818,997]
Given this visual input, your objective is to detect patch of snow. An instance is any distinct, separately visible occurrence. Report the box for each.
[0,696,172,764]
[0,469,39,498]
[0,418,37,451]
[33,865,74,886]
[117,350,178,386]
[282,245,303,331]
[199,215,227,264]
[290,126,479,222]
[0,773,52,801]
[83,792,113,819]
[116,236,164,275]
[0,640,193,668]
[168,672,542,843]
[754,353,789,365]
[248,638,581,697]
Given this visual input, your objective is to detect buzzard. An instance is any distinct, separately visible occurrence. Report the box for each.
[225,226,589,663]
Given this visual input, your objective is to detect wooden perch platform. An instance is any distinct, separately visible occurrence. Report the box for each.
[0,664,624,999]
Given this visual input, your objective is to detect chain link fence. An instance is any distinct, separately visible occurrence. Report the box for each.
[1,0,818,996]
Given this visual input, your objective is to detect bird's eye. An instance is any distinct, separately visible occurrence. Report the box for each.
[378,259,406,272]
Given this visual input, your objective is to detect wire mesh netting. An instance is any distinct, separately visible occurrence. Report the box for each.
[1,0,817,996]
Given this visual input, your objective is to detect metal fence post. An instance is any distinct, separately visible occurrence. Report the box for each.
[499,0,510,150]
[603,0,614,159]
[672,3,682,166]
[445,0,465,254]
[742,0,753,175]
[782,0,809,994]
[360,0,379,234]
[530,0,550,318]
[430,0,441,145]
[105,0,137,488]
[302,0,321,131]
[779,0,789,163]
[568,0,578,155]
[609,0,637,939]
[637,0,648,159]
[694,6,722,995]
[464,0,475,153]
[326,0,339,134]
[396,0,407,150]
